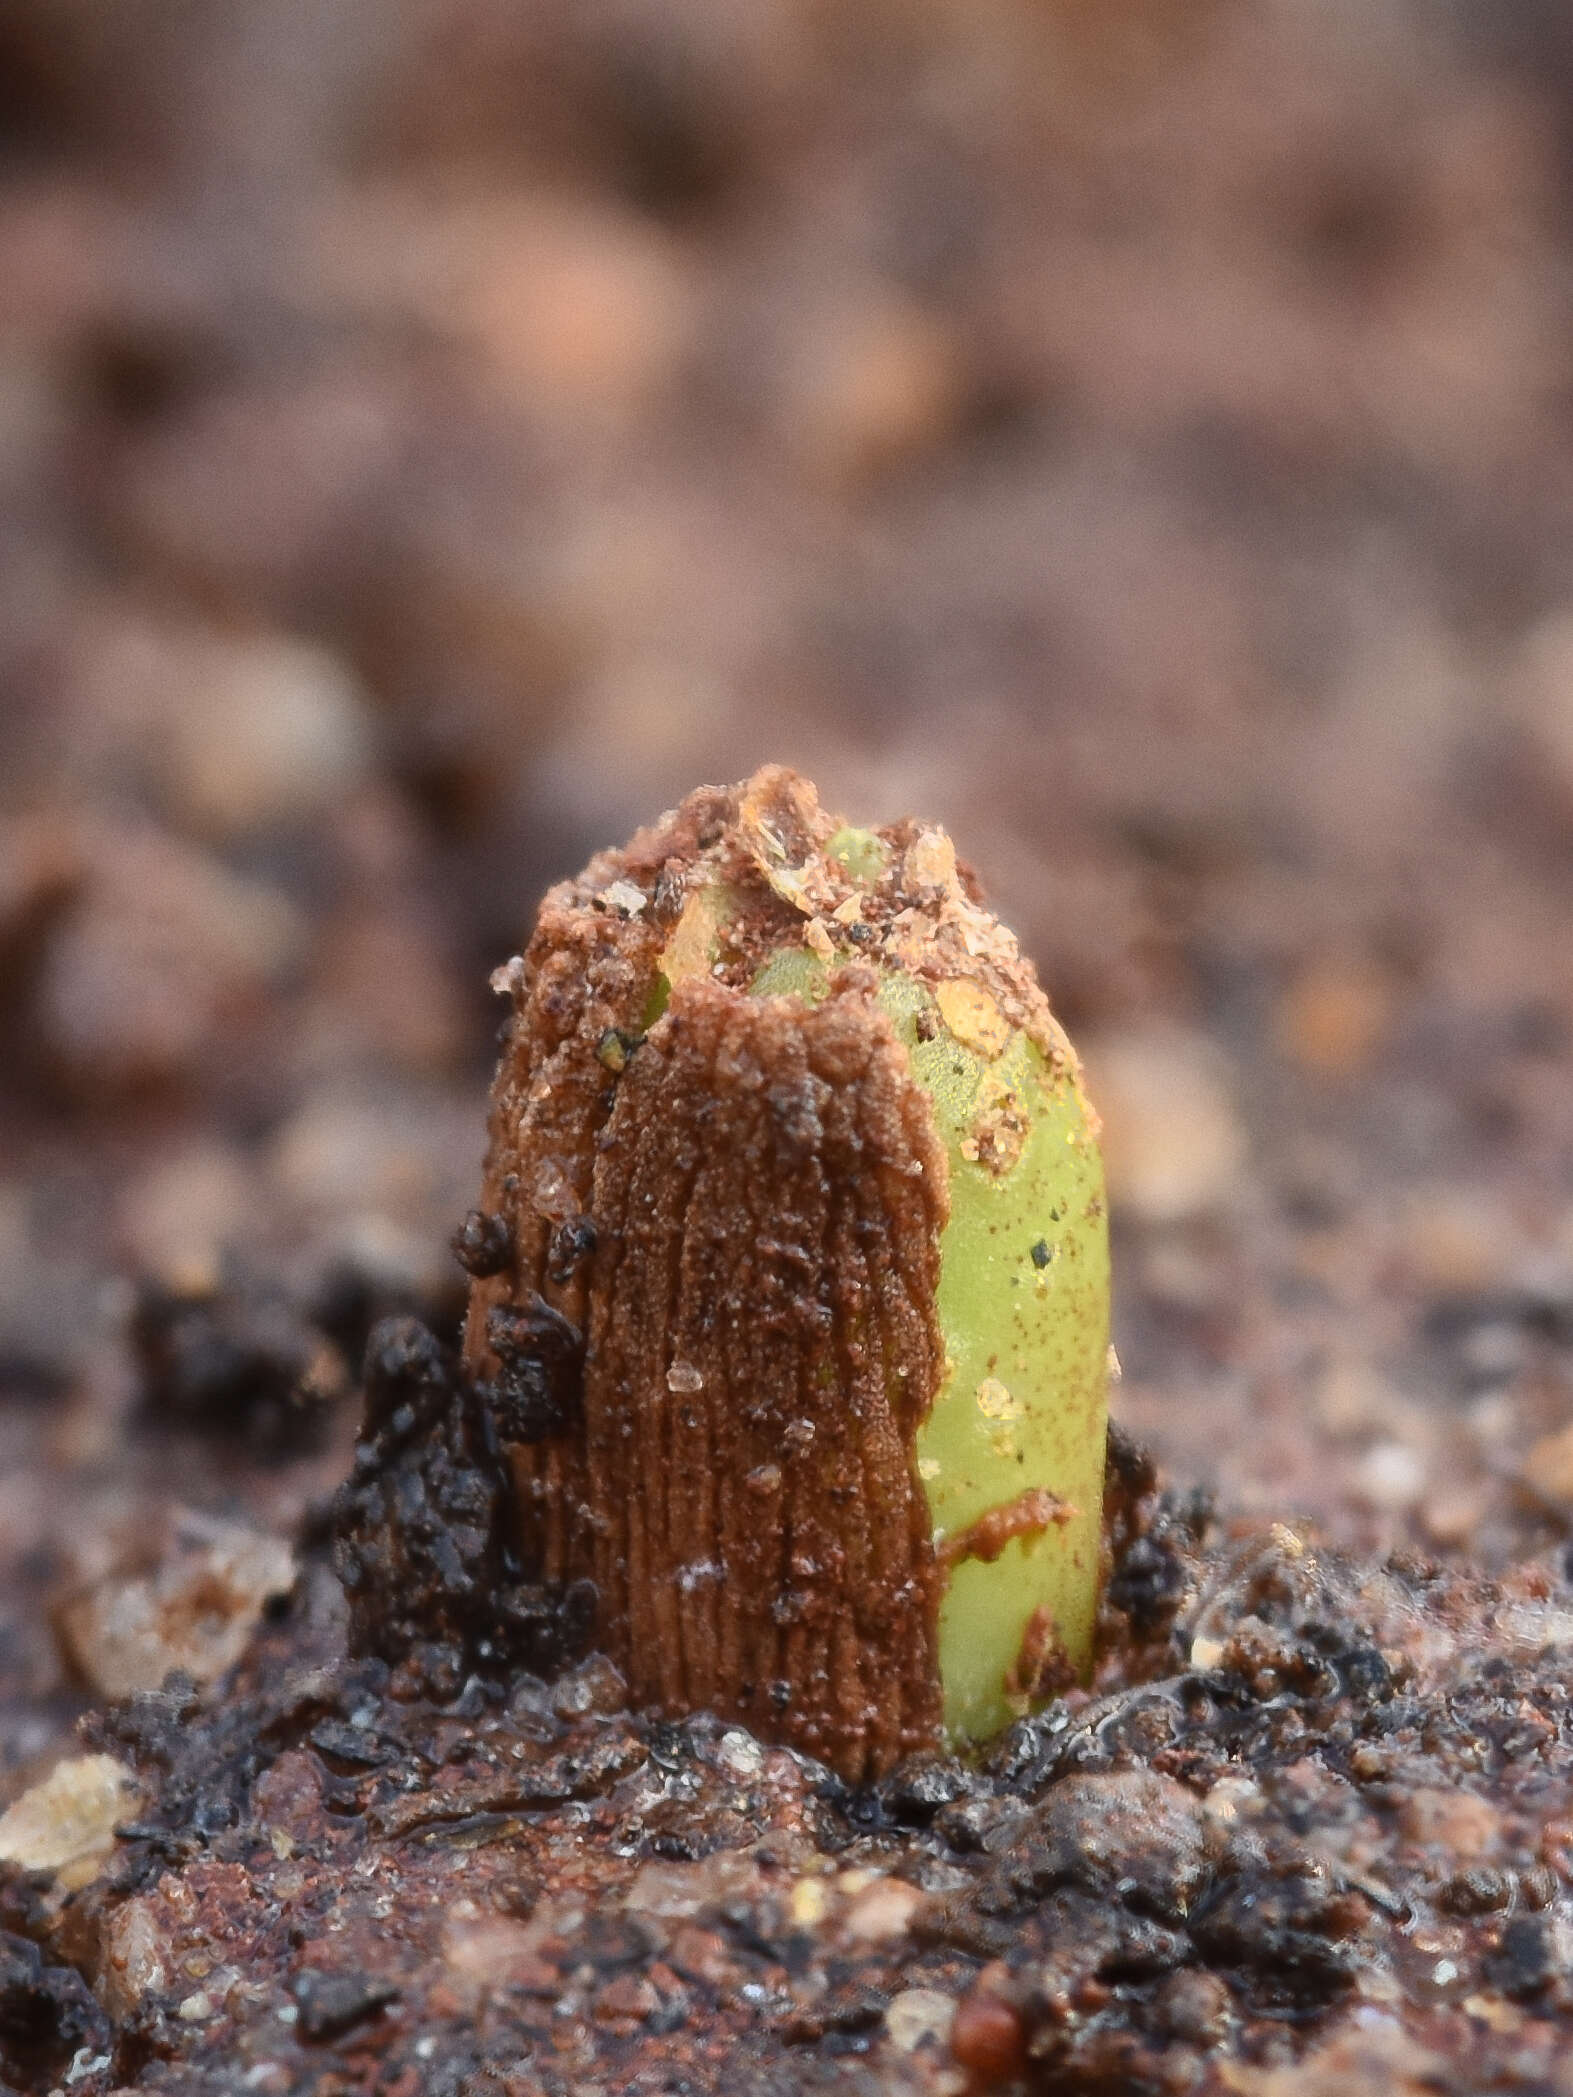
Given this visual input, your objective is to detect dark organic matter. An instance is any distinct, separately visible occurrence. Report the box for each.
[329,1316,594,1697]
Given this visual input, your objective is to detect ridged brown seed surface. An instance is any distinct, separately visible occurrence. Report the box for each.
[463,854,673,1581]
[463,787,735,1364]
[579,970,949,1776]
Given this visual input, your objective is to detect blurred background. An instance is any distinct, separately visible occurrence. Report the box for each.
[6,0,1573,1771]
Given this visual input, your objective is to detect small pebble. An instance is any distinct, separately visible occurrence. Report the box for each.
[1274,952,1394,1079]
[950,1984,1026,2083]
[1401,1186,1522,1295]
[1521,1422,1573,1513]
[1354,1440,1427,1514]
[159,631,371,839]
[1153,1967,1234,2046]
[118,1142,252,1291]
[884,1987,956,2053]
[1399,1787,1502,1858]
[0,1753,141,1886]
[779,291,965,488]
[54,1515,295,1700]
[456,198,695,430]
[1086,1028,1247,1224]
[35,823,302,1094]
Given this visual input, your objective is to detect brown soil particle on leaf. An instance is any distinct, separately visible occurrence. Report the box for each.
[940,1490,1078,1571]
[1002,1605,1079,1708]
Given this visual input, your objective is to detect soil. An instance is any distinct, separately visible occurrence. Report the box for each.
[8,1421,1573,2095]
[5,1,1573,2090]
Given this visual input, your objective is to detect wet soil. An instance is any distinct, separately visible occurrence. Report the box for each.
[8,1390,1573,2095]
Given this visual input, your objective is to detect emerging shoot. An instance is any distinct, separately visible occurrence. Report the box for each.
[464,768,1109,1778]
